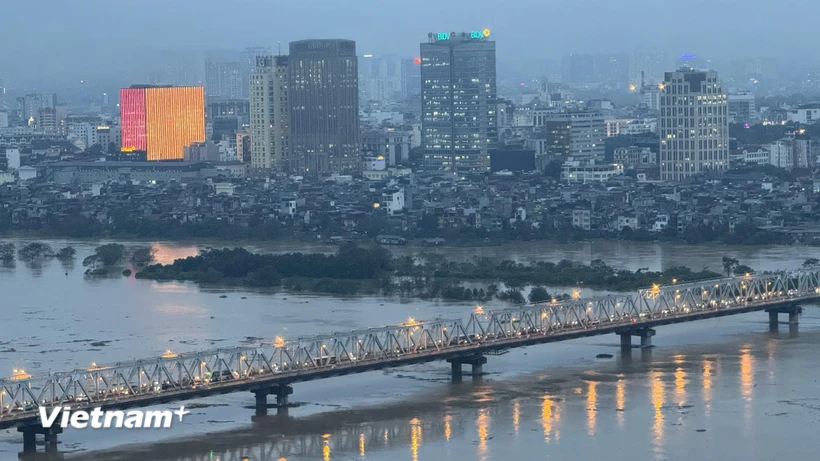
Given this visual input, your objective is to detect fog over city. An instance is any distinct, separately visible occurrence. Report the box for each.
[2,0,818,88]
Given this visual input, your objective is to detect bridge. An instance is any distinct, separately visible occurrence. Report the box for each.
[3,268,820,454]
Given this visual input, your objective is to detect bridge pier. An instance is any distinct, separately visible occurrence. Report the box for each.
[252,384,293,416]
[766,305,802,332]
[17,425,62,454]
[447,355,487,381]
[617,328,656,349]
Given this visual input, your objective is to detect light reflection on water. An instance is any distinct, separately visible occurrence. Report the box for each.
[2,238,820,461]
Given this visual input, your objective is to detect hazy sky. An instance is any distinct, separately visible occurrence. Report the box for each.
[1,0,816,86]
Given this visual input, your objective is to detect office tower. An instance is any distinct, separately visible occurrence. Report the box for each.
[120,85,205,161]
[659,67,728,181]
[562,54,595,85]
[249,56,291,171]
[23,94,56,125]
[205,60,245,99]
[289,39,360,175]
[421,30,497,173]
[401,57,422,99]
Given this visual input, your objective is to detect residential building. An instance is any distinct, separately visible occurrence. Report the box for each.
[421,30,497,173]
[613,146,656,168]
[235,130,251,163]
[184,141,221,162]
[572,209,591,230]
[23,93,56,125]
[787,104,820,124]
[728,91,756,124]
[289,39,360,175]
[766,139,793,170]
[658,67,729,181]
[561,160,624,183]
[533,111,606,162]
[249,55,291,171]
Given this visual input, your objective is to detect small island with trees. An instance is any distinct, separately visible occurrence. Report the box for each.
[136,244,726,303]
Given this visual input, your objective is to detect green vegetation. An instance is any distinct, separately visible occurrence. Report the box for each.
[136,245,724,302]
[0,243,14,263]
[54,246,76,261]
[83,243,126,270]
[18,242,53,261]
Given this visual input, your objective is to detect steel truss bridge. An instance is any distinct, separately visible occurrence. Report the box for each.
[2,268,820,452]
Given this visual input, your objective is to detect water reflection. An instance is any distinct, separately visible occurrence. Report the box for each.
[702,357,713,415]
[615,378,626,427]
[359,432,365,456]
[586,381,598,436]
[59,337,800,461]
[410,417,422,461]
[476,409,490,461]
[740,347,754,401]
[740,346,755,435]
[673,354,687,407]
[649,370,665,447]
[150,243,199,265]
[540,394,560,442]
[512,400,520,435]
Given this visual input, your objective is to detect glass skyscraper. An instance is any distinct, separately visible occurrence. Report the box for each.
[289,39,360,175]
[421,31,497,173]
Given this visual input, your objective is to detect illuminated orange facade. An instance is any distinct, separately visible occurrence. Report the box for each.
[120,86,205,161]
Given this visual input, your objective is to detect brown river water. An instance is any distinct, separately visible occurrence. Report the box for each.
[1,239,820,461]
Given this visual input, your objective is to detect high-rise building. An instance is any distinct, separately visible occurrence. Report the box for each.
[205,60,245,99]
[249,56,291,171]
[289,39,360,175]
[659,67,728,181]
[359,53,402,103]
[120,85,205,161]
[728,91,757,124]
[23,94,56,126]
[421,30,497,173]
[36,108,58,135]
[562,54,595,85]
[401,57,422,100]
[531,110,606,162]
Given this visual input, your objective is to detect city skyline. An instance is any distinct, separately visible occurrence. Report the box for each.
[1,0,817,88]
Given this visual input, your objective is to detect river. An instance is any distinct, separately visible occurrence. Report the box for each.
[1,238,820,461]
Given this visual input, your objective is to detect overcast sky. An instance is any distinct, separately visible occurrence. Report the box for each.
[1,0,816,86]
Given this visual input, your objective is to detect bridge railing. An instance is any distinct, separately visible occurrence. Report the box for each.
[3,269,820,419]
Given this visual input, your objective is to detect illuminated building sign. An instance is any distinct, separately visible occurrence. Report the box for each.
[435,29,490,41]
